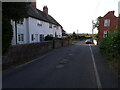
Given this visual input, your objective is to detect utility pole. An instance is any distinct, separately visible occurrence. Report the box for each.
[92,20,96,38]
[92,20,94,35]
[77,29,78,40]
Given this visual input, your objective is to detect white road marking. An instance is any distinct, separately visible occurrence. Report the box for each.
[89,44,102,89]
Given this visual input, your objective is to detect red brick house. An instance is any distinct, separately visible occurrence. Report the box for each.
[98,11,120,40]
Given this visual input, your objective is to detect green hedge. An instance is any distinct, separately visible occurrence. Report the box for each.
[2,18,13,54]
[99,27,120,59]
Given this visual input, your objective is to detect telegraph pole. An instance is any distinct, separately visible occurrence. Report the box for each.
[92,20,94,35]
[92,20,96,38]
[77,29,78,40]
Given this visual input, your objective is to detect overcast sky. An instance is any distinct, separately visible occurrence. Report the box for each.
[36,0,120,34]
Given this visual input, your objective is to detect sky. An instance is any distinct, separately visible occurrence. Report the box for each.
[36,0,120,34]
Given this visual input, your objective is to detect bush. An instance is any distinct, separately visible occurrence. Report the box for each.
[2,18,13,54]
[99,27,120,58]
[45,35,54,41]
[92,34,98,40]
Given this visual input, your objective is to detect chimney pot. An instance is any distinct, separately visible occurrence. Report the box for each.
[43,6,48,15]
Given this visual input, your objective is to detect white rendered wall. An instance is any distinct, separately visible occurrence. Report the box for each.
[11,17,63,45]
[11,18,27,45]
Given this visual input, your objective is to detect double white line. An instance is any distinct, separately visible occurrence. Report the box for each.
[89,44,102,89]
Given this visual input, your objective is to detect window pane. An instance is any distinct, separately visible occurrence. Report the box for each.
[40,34,44,41]
[104,19,110,26]
[37,20,42,26]
[18,34,21,41]
[31,34,34,41]
[21,34,24,41]
[103,30,108,38]
[49,23,52,28]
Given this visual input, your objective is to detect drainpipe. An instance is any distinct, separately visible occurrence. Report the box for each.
[15,20,17,45]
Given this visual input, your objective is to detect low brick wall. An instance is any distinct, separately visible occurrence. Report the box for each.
[63,40,70,46]
[2,40,71,65]
[53,40,62,48]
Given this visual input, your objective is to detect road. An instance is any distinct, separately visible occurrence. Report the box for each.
[3,41,118,88]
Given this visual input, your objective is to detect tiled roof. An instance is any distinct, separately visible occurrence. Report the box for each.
[27,5,61,26]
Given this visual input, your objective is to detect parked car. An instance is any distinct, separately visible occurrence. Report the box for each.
[85,39,93,44]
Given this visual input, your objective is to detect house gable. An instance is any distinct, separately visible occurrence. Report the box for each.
[98,11,118,40]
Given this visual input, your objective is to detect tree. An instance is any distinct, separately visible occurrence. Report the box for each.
[72,32,77,39]
[94,16,102,30]
[2,2,29,54]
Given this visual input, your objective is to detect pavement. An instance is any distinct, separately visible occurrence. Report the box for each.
[2,41,119,88]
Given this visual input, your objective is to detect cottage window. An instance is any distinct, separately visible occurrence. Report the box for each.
[53,25,56,28]
[56,26,58,29]
[49,23,52,28]
[40,34,44,41]
[17,21,23,24]
[37,20,42,26]
[31,34,34,41]
[104,19,110,27]
[103,30,109,38]
[18,34,24,41]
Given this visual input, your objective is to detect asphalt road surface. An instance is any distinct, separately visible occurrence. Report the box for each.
[3,41,118,88]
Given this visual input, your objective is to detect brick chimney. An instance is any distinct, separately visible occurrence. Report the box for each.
[31,1,36,8]
[43,6,48,15]
[110,11,115,15]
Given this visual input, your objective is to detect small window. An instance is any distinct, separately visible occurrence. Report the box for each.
[103,30,109,38]
[54,25,56,28]
[37,20,42,26]
[54,25,58,29]
[17,21,23,24]
[49,23,52,28]
[31,34,34,41]
[104,19,110,27]
[56,26,58,29]
[18,34,24,41]
[40,34,44,41]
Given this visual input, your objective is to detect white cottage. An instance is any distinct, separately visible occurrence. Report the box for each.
[11,2,62,45]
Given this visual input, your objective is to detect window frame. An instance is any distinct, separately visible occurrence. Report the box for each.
[18,34,24,41]
[37,20,42,26]
[103,30,109,38]
[17,21,23,25]
[39,34,44,41]
[104,19,110,27]
[31,34,34,41]
[49,23,52,28]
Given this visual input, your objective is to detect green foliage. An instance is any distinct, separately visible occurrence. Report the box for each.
[2,2,29,21]
[94,16,102,30]
[62,36,71,40]
[72,32,77,39]
[99,27,120,59]
[45,35,64,41]
[2,18,13,54]
[2,2,29,54]
[45,35,54,41]
[92,34,98,40]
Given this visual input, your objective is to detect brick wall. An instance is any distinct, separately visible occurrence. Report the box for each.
[98,11,118,40]
[2,40,71,65]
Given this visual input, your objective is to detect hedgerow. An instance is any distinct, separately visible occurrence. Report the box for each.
[99,26,120,59]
